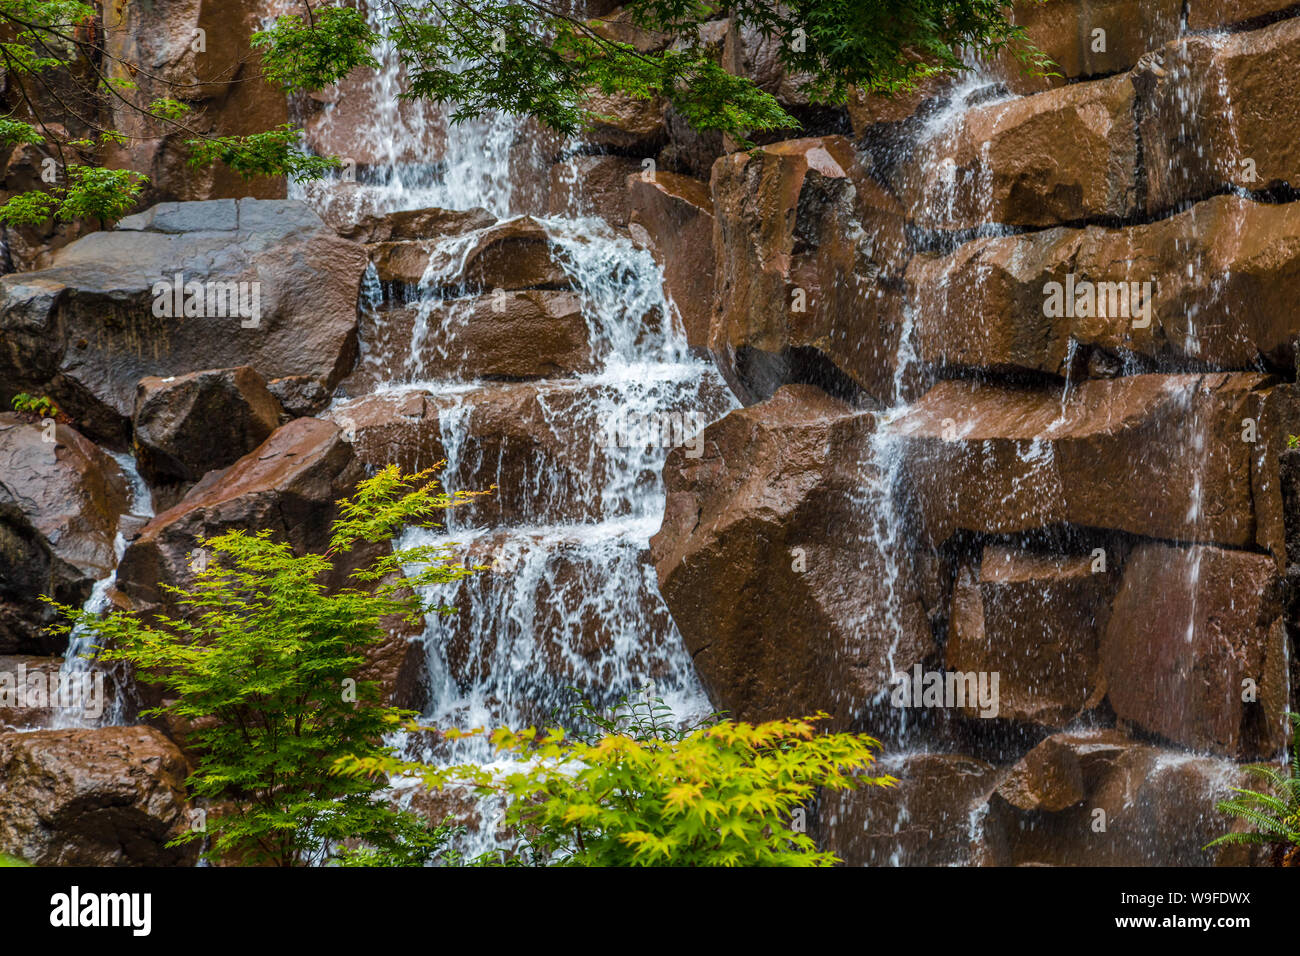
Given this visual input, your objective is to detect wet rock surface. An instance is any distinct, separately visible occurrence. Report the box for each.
[0,726,196,866]
[0,199,366,445]
[5,0,1300,870]
[0,415,128,654]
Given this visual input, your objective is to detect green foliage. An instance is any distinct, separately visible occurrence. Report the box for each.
[254,1,1045,144]
[10,392,59,417]
[57,165,147,223]
[1287,434,1300,450]
[0,0,97,74]
[56,466,484,867]
[147,98,192,121]
[1207,713,1300,862]
[186,124,341,181]
[253,6,381,92]
[0,852,30,867]
[0,165,147,227]
[338,691,896,867]
[0,189,58,227]
[0,116,43,146]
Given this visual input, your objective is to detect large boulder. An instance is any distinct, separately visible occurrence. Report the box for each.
[906,225,1084,376]
[901,73,1138,229]
[132,366,283,492]
[1140,17,1300,212]
[891,374,1296,558]
[369,216,573,291]
[1101,543,1290,759]
[628,170,716,348]
[947,545,1117,728]
[348,291,595,392]
[115,417,361,615]
[650,385,934,726]
[0,414,128,654]
[994,0,1183,94]
[0,199,367,445]
[975,729,1256,866]
[0,726,196,866]
[710,137,909,405]
[909,195,1300,376]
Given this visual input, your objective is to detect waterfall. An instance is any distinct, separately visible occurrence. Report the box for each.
[288,1,738,849]
[49,450,153,731]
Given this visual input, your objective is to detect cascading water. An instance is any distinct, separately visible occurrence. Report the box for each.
[289,2,738,847]
[49,451,153,731]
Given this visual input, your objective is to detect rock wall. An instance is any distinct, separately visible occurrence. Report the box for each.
[647,0,1300,866]
[2,0,1299,868]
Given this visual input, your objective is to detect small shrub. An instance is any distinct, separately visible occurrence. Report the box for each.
[10,392,59,418]
[337,690,896,867]
[55,466,485,867]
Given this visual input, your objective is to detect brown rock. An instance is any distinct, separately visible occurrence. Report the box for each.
[0,414,128,654]
[910,196,1300,376]
[892,374,1290,555]
[976,729,1257,866]
[350,290,593,390]
[0,726,196,866]
[300,69,446,170]
[585,6,674,52]
[907,226,1083,376]
[369,217,572,291]
[1186,0,1300,32]
[332,376,731,528]
[710,136,909,405]
[1140,18,1300,212]
[102,0,289,204]
[994,0,1183,95]
[1101,542,1289,759]
[902,73,1138,229]
[947,545,1116,728]
[266,376,332,418]
[0,656,64,730]
[650,385,934,725]
[0,199,366,445]
[548,154,643,226]
[132,367,282,489]
[846,77,950,137]
[628,170,715,348]
[116,417,361,614]
[579,92,667,152]
[332,206,495,244]
[721,19,814,106]
[819,753,998,866]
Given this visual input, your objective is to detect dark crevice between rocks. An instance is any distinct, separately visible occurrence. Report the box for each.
[1195,2,1300,35]
[727,345,875,408]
